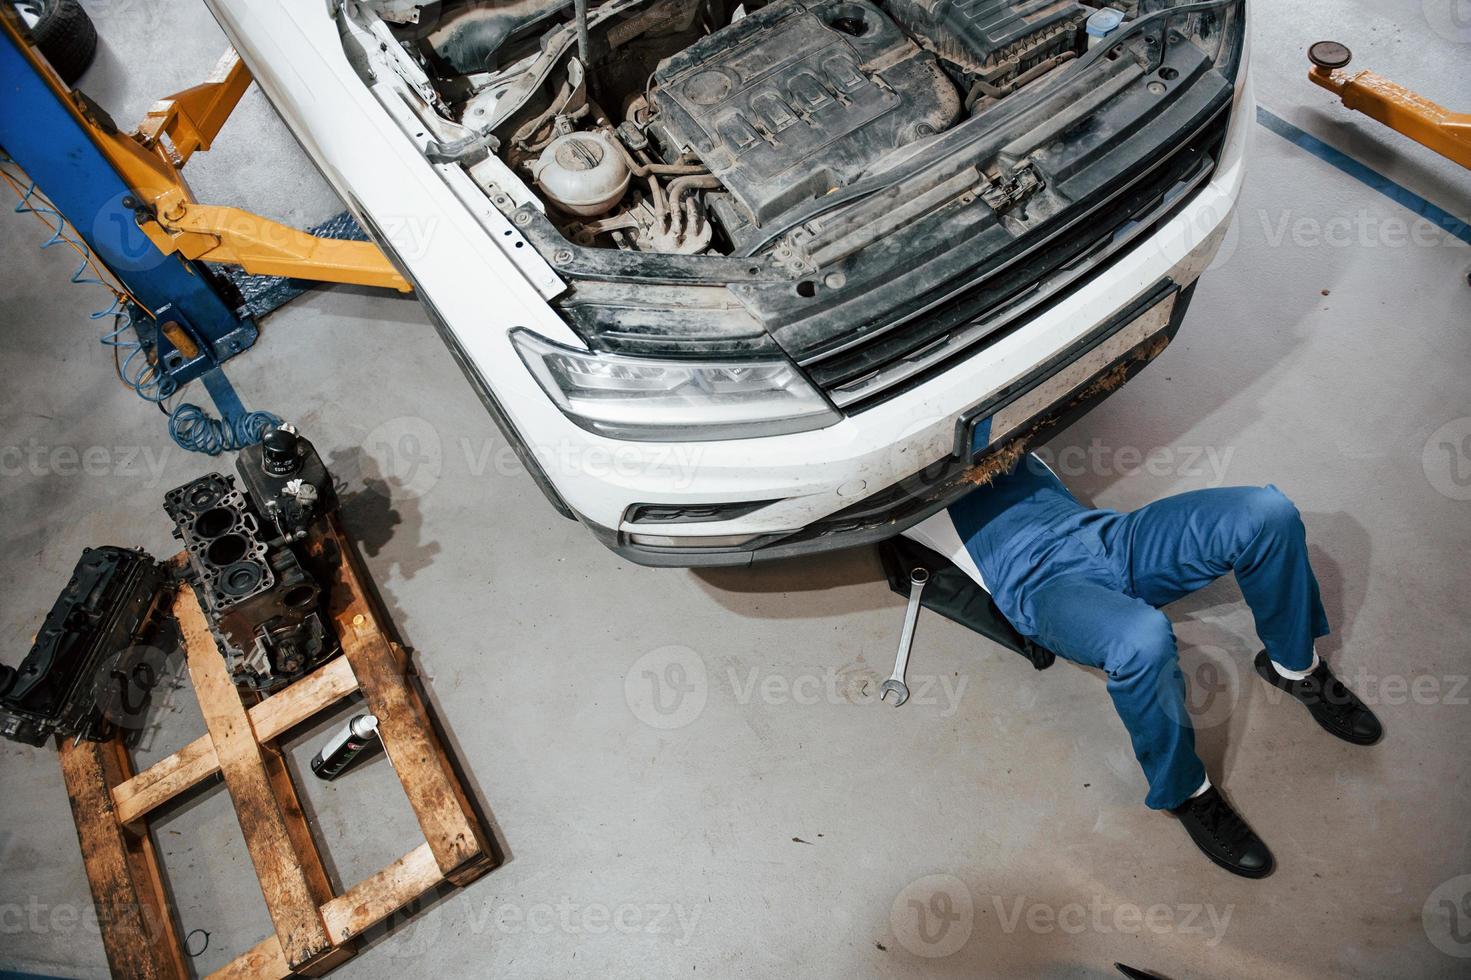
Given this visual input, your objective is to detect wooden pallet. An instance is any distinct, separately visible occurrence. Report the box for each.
[56,514,495,979]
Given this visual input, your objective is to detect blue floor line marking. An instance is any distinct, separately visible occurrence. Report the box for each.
[200,367,246,425]
[1256,105,1471,247]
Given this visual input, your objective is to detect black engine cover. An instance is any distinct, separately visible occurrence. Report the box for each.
[882,0,1088,74]
[0,547,174,746]
[649,0,960,226]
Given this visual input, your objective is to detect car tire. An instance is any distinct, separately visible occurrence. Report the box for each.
[14,0,98,84]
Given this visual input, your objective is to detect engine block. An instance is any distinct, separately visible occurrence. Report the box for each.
[164,428,339,692]
[649,0,960,226]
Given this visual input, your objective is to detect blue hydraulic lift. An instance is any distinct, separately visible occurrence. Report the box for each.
[0,9,407,446]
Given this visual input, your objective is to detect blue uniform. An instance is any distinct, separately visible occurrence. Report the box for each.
[939,455,1328,810]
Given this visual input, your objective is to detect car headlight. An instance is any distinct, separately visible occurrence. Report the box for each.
[511,329,841,442]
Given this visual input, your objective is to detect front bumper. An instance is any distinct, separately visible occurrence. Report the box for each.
[208,1,1250,568]
[596,277,1200,565]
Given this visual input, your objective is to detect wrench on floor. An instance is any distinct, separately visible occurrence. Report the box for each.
[880,567,930,706]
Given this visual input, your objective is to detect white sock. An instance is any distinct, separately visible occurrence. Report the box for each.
[1272,649,1321,681]
[1190,776,1211,799]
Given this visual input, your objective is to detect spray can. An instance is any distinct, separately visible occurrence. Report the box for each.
[310,713,379,780]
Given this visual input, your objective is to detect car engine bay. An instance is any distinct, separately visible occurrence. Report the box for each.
[345,0,1238,259]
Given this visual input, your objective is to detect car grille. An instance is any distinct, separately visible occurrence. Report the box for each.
[800,105,1231,412]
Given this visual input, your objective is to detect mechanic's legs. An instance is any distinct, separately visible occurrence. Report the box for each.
[1023,577,1206,810]
[1112,485,1330,671]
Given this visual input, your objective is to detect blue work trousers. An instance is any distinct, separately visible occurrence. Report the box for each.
[976,485,1329,810]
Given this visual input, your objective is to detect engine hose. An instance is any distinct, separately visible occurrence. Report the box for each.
[167,399,282,457]
[102,309,177,404]
[608,133,708,178]
[574,0,591,64]
[3,162,135,319]
[1,155,280,455]
[667,174,722,229]
[647,170,667,216]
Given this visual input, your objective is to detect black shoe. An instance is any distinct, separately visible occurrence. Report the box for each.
[1254,651,1383,745]
[1170,786,1274,879]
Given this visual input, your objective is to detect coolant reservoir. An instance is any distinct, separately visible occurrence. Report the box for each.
[532,132,631,217]
[1085,7,1126,47]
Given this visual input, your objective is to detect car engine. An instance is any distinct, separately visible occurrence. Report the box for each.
[355,0,1121,256]
[164,426,341,692]
[646,1,960,234]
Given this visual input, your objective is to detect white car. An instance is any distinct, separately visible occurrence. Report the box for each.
[207,0,1249,566]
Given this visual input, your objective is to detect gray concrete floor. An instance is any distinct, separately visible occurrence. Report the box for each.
[2,1,1469,977]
